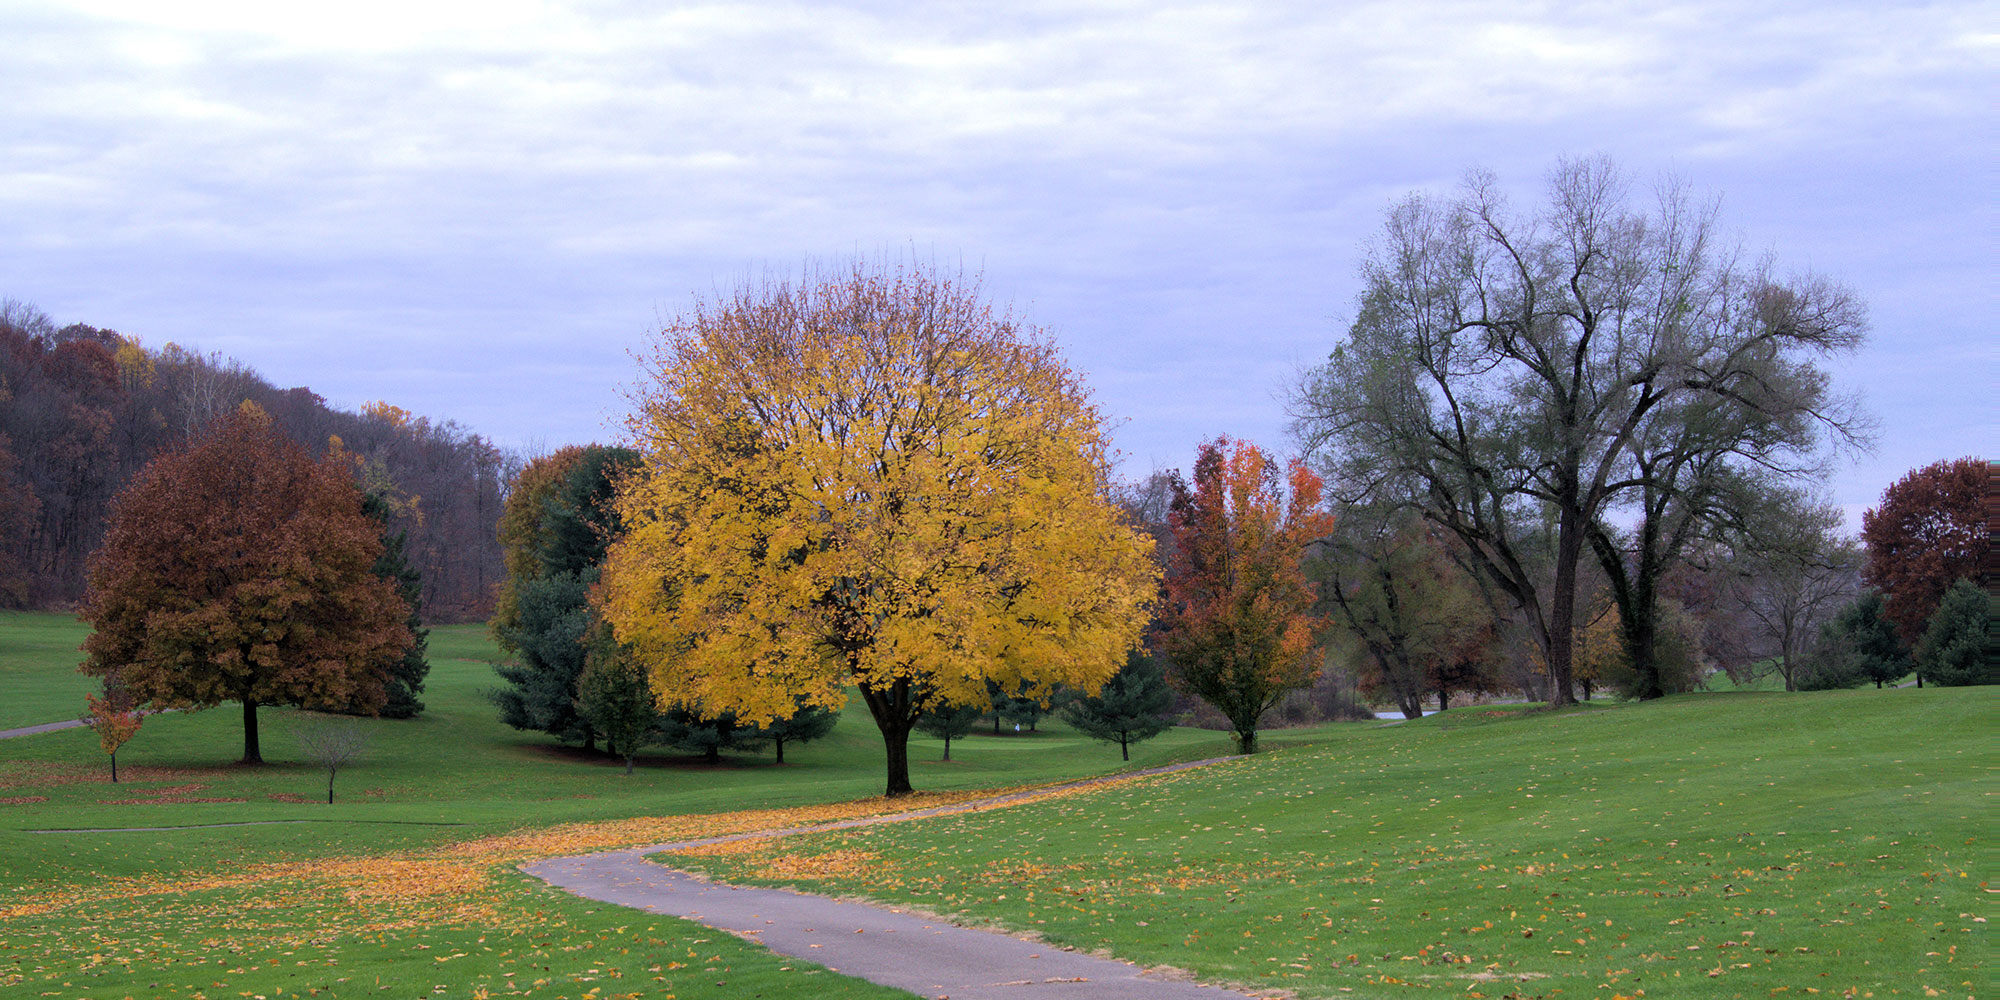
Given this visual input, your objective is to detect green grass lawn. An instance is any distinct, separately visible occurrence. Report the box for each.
[0,612,1269,998]
[669,689,1989,999]
[3,611,1985,999]
[0,609,98,729]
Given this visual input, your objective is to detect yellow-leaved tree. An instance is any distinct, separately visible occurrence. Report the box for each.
[599,260,1158,795]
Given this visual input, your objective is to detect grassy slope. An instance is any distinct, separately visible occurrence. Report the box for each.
[5,612,1984,998]
[0,613,1265,998]
[0,610,99,729]
[671,690,1989,999]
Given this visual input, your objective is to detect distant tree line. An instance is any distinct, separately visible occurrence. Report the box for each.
[0,298,508,621]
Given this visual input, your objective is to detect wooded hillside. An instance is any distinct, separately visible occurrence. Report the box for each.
[0,299,508,621]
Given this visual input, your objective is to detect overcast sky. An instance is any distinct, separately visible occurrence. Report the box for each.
[3,1,1989,526]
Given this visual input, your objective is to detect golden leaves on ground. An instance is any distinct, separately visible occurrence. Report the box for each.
[4,787,1007,930]
[749,849,883,881]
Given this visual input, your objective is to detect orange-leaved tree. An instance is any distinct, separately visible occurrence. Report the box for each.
[1159,438,1334,753]
[598,260,1158,796]
[83,691,142,781]
[80,402,411,764]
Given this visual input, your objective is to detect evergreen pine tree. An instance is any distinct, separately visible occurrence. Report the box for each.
[763,700,839,764]
[1062,652,1172,760]
[916,702,983,761]
[1915,579,1994,687]
[362,492,429,718]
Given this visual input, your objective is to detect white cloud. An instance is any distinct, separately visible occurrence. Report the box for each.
[0,0,1987,509]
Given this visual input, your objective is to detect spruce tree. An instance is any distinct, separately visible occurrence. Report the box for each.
[1915,579,1994,687]
[916,702,983,761]
[1063,652,1172,760]
[763,701,839,764]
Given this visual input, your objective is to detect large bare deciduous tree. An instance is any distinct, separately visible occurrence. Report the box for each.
[1295,157,1868,702]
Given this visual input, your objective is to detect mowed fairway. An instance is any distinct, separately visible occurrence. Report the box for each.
[0,611,104,730]
[666,691,1989,998]
[2,610,1987,999]
[0,614,1251,998]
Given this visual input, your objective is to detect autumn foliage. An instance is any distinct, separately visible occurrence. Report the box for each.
[82,691,142,782]
[599,260,1157,795]
[80,403,412,764]
[1158,438,1334,753]
[1861,457,1988,647]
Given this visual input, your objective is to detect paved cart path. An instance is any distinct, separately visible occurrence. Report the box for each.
[524,757,1274,1000]
[0,719,87,739]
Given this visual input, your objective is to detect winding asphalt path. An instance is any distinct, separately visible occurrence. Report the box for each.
[524,758,1269,1000]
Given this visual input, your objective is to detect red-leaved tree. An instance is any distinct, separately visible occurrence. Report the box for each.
[81,403,411,764]
[1158,438,1335,753]
[1861,458,1988,650]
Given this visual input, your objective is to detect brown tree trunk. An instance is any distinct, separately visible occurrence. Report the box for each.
[859,679,917,796]
[241,698,263,764]
[773,738,786,765]
[1545,508,1583,707]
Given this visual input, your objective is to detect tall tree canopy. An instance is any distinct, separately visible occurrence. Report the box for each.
[599,260,1156,796]
[1861,458,1987,647]
[1158,438,1333,754]
[80,403,411,764]
[1294,157,1867,702]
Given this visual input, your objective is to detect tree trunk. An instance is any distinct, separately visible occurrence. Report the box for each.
[241,698,263,764]
[110,750,117,783]
[1234,721,1258,755]
[1623,592,1663,700]
[859,680,917,796]
[773,738,787,765]
[624,754,634,775]
[1545,506,1583,707]
[941,732,953,762]
[1119,734,1130,761]
[326,769,335,804]
[1438,689,1450,713]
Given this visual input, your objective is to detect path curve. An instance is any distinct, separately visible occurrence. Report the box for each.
[525,757,1269,999]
